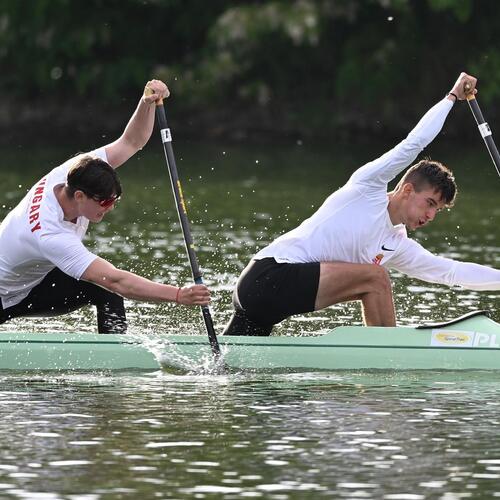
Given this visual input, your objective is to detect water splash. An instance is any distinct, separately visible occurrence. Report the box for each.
[158,344,228,376]
[126,331,228,375]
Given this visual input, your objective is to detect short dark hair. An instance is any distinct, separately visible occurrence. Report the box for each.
[66,155,122,200]
[398,159,457,207]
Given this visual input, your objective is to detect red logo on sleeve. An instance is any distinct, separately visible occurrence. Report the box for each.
[29,177,47,232]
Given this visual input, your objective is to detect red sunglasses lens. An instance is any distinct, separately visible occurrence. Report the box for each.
[99,197,118,208]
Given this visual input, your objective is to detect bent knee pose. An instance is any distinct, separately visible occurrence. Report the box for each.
[224,72,500,336]
[0,80,210,333]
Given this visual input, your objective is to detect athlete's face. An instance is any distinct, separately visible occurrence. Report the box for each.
[402,185,446,231]
[75,191,118,222]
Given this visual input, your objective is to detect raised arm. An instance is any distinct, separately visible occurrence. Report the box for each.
[81,257,211,306]
[104,79,170,169]
[349,72,477,189]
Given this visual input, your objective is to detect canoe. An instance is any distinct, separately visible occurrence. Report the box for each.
[0,311,499,372]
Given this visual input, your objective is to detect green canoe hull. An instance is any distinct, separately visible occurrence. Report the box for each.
[1,312,499,372]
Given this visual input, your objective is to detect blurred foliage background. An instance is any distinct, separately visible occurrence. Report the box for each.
[0,0,499,142]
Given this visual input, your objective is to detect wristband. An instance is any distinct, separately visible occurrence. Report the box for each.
[175,287,181,303]
[447,92,458,102]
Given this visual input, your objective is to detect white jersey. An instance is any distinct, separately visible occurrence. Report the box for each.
[0,149,107,308]
[255,98,500,291]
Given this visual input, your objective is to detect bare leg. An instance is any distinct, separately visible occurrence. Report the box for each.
[315,262,396,326]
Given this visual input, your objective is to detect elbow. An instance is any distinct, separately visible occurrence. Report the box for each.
[123,136,145,156]
[95,274,123,295]
[403,137,425,153]
[91,268,128,296]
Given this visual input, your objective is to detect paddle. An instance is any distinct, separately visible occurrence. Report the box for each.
[144,87,221,356]
[464,83,500,177]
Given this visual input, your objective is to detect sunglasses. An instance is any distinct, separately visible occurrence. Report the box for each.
[93,194,120,209]
[76,187,120,209]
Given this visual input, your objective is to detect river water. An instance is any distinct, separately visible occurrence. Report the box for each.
[0,139,499,498]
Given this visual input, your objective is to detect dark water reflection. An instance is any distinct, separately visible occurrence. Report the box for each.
[1,371,500,498]
[0,140,499,498]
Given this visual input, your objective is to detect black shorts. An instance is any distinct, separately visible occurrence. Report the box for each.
[0,267,126,334]
[224,258,320,335]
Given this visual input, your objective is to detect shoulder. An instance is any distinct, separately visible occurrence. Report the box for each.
[53,148,109,178]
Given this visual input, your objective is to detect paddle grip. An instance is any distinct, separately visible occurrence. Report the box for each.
[144,85,164,105]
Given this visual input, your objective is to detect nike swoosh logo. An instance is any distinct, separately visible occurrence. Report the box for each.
[382,244,395,252]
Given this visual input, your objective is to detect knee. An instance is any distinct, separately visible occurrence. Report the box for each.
[368,265,392,293]
[104,292,124,308]
[91,286,124,307]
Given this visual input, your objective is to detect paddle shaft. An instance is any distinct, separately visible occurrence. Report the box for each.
[151,99,221,356]
[466,94,500,177]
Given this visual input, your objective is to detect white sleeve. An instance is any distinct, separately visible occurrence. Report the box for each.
[389,238,500,291]
[39,232,98,280]
[93,147,108,162]
[349,98,454,189]
[57,148,110,177]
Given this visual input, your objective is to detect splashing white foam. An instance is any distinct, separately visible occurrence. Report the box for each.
[125,332,228,375]
[158,342,228,375]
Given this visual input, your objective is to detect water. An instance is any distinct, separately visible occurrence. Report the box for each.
[1,371,500,499]
[1,139,499,497]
